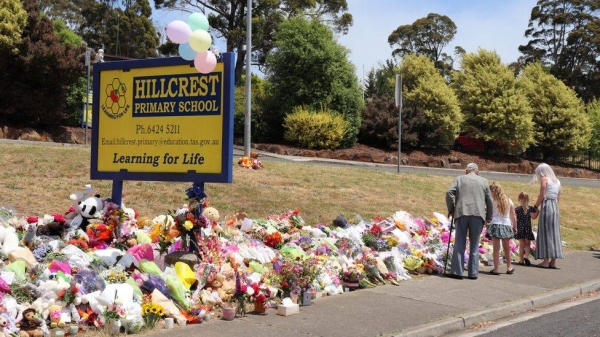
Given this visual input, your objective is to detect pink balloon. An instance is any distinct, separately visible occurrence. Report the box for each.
[166,20,192,44]
[194,51,217,74]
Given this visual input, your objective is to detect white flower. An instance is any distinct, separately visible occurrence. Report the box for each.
[246,287,255,296]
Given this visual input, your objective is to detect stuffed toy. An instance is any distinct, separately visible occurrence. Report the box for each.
[202,207,222,232]
[16,308,43,337]
[47,305,64,329]
[36,214,69,238]
[0,315,8,337]
[70,195,103,231]
[199,289,218,306]
[208,274,231,303]
[20,223,37,250]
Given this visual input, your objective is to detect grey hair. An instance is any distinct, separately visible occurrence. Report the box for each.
[530,163,559,184]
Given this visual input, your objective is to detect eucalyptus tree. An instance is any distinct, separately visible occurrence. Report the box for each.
[388,13,458,77]
[519,0,600,101]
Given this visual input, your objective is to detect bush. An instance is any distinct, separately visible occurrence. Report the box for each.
[358,96,399,150]
[283,107,348,150]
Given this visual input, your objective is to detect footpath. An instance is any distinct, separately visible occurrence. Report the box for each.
[148,148,600,336]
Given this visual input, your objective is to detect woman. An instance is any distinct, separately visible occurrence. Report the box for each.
[531,163,563,269]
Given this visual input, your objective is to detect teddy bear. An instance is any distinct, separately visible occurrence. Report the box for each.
[47,305,64,329]
[202,207,222,232]
[16,308,43,337]
[0,315,8,337]
[208,274,232,303]
[70,195,103,231]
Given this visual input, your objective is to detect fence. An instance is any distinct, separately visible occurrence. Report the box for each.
[556,150,600,171]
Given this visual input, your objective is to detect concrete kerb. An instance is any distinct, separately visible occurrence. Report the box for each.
[394,279,600,337]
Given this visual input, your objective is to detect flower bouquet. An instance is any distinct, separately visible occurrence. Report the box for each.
[102,299,126,323]
[141,302,165,329]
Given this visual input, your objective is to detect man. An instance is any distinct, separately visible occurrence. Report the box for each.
[446,163,493,280]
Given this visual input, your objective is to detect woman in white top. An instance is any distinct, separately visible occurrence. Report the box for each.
[531,163,563,269]
[488,182,518,275]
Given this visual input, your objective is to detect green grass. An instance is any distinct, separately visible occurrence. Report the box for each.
[0,142,598,250]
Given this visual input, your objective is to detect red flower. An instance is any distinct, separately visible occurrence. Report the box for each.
[53,214,66,223]
[255,293,266,303]
[240,284,247,294]
[26,216,38,224]
[250,283,260,294]
[292,209,300,215]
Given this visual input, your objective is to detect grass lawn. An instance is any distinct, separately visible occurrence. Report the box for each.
[0,142,598,250]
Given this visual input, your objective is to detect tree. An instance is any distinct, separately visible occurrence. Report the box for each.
[0,0,85,129]
[519,0,600,102]
[0,0,28,54]
[364,59,396,100]
[53,19,84,46]
[78,0,158,58]
[586,98,600,153]
[260,17,362,147]
[452,49,534,152]
[388,13,457,76]
[398,54,462,147]
[518,62,591,159]
[154,0,353,84]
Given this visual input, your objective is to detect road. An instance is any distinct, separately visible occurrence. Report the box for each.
[445,294,600,337]
[244,148,600,189]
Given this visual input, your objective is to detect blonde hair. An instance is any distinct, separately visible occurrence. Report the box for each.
[518,191,529,213]
[490,182,509,215]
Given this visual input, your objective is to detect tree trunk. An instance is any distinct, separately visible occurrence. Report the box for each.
[234,46,245,86]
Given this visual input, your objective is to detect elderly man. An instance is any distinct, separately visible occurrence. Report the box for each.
[446,163,493,280]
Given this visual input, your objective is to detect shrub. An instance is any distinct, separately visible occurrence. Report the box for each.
[358,96,399,150]
[283,106,348,150]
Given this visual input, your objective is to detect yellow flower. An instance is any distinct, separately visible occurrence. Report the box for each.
[183,220,194,230]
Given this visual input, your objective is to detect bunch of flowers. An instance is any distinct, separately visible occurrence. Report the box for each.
[57,283,80,305]
[149,214,178,255]
[263,232,283,249]
[334,237,360,258]
[102,298,126,323]
[141,301,165,329]
[276,256,319,297]
[99,264,127,284]
[340,265,364,283]
[68,235,89,251]
[266,209,304,232]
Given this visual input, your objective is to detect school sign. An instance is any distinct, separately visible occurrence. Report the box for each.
[90,54,234,203]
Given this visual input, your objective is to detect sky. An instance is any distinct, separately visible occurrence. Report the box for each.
[152,0,538,79]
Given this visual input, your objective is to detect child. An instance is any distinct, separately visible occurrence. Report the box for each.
[488,182,518,275]
[514,192,538,266]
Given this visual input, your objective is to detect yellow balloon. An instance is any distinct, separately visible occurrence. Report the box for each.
[188,29,212,52]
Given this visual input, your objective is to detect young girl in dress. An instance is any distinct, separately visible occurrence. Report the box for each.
[488,182,518,275]
[514,192,538,266]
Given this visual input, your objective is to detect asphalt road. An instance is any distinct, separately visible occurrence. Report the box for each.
[249,149,600,189]
[479,297,600,337]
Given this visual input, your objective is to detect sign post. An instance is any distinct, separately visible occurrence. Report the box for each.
[395,74,402,173]
[85,48,91,145]
[91,54,235,206]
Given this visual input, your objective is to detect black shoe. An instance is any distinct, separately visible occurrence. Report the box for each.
[524,258,531,266]
[446,273,463,280]
[467,276,478,280]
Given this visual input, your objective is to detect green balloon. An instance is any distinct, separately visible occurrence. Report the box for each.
[187,13,209,32]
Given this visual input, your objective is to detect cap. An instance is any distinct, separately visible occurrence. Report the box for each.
[466,163,479,171]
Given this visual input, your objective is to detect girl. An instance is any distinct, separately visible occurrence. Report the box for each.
[531,163,563,269]
[488,182,518,275]
[514,192,538,266]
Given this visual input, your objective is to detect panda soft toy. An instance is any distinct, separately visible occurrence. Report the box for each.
[70,194,103,231]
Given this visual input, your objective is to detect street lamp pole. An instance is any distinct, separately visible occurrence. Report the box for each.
[244,0,252,157]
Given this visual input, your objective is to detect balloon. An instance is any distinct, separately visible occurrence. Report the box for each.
[194,51,217,74]
[187,13,209,32]
[178,43,196,61]
[166,20,192,44]
[188,29,212,52]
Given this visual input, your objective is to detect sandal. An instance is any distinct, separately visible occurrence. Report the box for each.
[536,264,550,269]
[507,268,515,275]
[490,270,501,275]
[524,258,531,266]
[517,261,525,266]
